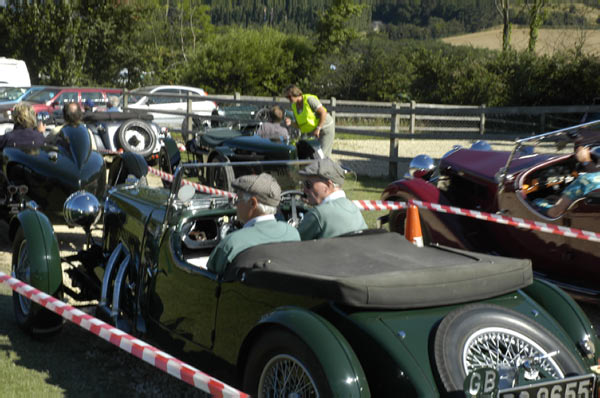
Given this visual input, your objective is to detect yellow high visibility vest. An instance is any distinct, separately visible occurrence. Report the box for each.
[292,94,325,134]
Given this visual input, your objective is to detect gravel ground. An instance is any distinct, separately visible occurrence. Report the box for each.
[332,136,519,177]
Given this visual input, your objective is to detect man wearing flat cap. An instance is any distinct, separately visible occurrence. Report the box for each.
[206,173,300,274]
[298,157,367,240]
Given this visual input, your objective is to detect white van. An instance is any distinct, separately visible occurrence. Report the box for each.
[0,57,31,87]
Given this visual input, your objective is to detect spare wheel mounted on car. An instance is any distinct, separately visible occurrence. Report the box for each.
[434,303,586,393]
[117,118,157,158]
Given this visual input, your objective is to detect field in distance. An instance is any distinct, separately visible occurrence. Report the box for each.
[442,25,600,55]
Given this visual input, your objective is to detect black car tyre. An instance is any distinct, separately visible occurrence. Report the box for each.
[158,147,173,189]
[208,154,234,192]
[434,303,586,393]
[117,119,156,158]
[11,228,63,337]
[243,328,331,398]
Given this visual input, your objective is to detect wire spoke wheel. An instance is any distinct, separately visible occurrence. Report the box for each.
[258,354,319,398]
[13,239,32,316]
[463,327,563,389]
[434,304,585,394]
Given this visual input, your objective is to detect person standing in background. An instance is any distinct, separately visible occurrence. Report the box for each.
[284,84,335,156]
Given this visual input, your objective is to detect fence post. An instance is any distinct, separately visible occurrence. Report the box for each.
[330,97,336,126]
[123,89,128,109]
[540,113,546,133]
[234,92,241,107]
[479,104,486,135]
[389,102,400,180]
[409,100,416,135]
[183,91,192,140]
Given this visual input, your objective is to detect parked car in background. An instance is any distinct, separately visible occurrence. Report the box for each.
[82,111,169,163]
[0,86,45,115]
[0,57,30,87]
[381,121,600,301]
[10,160,600,397]
[160,112,320,191]
[20,86,122,115]
[126,85,217,129]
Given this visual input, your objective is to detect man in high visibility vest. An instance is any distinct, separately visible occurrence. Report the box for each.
[284,84,335,156]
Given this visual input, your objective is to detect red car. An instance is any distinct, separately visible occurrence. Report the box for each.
[382,121,600,300]
[21,86,121,114]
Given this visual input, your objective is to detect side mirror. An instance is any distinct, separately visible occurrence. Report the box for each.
[177,184,195,202]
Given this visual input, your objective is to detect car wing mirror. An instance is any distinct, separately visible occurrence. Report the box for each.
[177,184,195,203]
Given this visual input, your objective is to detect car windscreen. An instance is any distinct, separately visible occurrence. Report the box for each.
[0,87,27,101]
[25,88,59,104]
[128,88,147,104]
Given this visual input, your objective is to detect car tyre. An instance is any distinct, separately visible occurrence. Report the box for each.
[208,154,234,192]
[11,228,63,337]
[434,303,586,394]
[158,147,173,189]
[243,328,332,398]
[117,119,157,158]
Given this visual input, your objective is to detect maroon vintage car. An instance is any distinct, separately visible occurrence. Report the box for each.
[381,121,600,300]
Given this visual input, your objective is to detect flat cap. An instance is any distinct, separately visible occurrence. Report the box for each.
[232,173,281,207]
[299,158,345,186]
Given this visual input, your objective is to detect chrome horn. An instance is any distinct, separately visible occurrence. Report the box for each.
[405,154,435,180]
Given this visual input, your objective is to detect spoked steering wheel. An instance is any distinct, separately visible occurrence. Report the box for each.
[280,190,306,227]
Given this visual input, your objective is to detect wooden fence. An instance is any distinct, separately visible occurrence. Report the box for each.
[123,90,600,179]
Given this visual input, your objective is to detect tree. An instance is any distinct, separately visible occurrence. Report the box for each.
[495,0,511,51]
[1,1,88,85]
[525,0,547,53]
[316,0,366,54]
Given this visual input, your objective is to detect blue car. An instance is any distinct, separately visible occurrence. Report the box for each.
[0,86,44,106]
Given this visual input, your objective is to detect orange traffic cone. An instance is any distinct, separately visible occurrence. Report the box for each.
[405,205,424,247]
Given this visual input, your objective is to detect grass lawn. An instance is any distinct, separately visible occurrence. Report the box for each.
[343,173,391,228]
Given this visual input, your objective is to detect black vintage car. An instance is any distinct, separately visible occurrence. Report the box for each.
[0,126,106,224]
[10,160,600,397]
[160,114,321,192]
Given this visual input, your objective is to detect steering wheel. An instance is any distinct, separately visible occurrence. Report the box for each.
[218,215,239,239]
[254,107,271,122]
[280,190,306,227]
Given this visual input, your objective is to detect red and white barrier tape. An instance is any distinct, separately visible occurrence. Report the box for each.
[0,271,248,398]
[147,167,235,198]
[146,166,600,243]
[351,199,600,244]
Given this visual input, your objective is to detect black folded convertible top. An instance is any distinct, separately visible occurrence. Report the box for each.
[82,111,153,122]
[227,231,532,309]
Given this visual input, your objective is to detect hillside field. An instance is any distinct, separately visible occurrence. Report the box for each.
[442,26,600,55]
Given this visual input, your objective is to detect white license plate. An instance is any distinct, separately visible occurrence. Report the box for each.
[499,374,596,398]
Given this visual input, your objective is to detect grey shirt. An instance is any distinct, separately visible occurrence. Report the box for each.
[256,122,289,141]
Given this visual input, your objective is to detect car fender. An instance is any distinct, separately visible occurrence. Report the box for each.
[9,210,62,296]
[161,136,181,168]
[239,306,370,397]
[381,178,468,249]
[212,146,235,159]
[522,279,600,366]
[381,177,443,204]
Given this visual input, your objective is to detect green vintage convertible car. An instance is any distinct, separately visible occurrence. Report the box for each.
[9,160,600,397]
